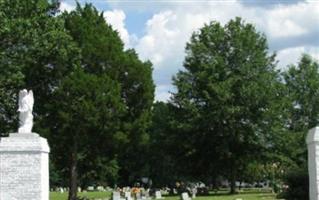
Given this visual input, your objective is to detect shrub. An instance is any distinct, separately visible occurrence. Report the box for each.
[279,167,308,200]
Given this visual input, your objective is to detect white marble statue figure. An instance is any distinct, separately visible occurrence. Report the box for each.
[18,89,34,133]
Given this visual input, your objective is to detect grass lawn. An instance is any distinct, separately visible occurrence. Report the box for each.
[50,190,277,200]
[50,191,111,200]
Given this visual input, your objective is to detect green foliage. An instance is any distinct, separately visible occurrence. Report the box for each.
[273,54,319,199]
[171,17,280,190]
[0,1,154,198]
[147,102,181,186]
[56,2,154,193]
[283,54,319,132]
[1,0,317,194]
[280,167,309,200]
[280,54,319,168]
[49,69,125,186]
[63,4,154,185]
[0,0,79,135]
[50,161,64,187]
[63,3,124,75]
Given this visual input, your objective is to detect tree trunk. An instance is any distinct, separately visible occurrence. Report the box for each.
[68,140,78,200]
[230,163,236,194]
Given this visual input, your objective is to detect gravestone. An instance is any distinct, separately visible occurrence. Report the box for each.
[87,186,95,191]
[307,127,319,200]
[191,188,197,198]
[125,191,132,200]
[136,191,142,200]
[155,191,164,199]
[0,89,50,200]
[145,189,151,199]
[181,192,191,200]
[98,186,106,191]
[113,191,122,200]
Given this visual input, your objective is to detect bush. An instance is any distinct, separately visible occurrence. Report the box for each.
[279,167,308,200]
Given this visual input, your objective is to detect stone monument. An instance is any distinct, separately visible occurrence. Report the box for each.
[307,126,319,200]
[0,89,50,200]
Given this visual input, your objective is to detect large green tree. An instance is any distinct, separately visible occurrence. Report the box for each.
[148,102,181,186]
[0,0,79,135]
[281,54,319,166]
[56,3,154,198]
[284,55,319,133]
[274,54,319,199]
[50,69,126,199]
[171,17,281,193]
[0,1,154,199]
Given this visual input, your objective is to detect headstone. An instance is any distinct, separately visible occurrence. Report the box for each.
[125,191,132,200]
[87,186,95,191]
[97,186,105,191]
[191,188,197,198]
[307,127,319,200]
[113,191,121,200]
[144,189,150,199]
[155,191,163,199]
[136,192,142,200]
[173,189,177,194]
[0,89,50,200]
[192,188,197,199]
[181,192,191,200]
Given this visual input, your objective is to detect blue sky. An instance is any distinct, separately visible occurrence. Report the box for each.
[60,0,319,102]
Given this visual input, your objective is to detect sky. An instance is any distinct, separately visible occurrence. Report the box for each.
[60,0,319,102]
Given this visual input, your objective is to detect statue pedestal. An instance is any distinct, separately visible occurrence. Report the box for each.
[0,133,50,200]
[307,127,319,200]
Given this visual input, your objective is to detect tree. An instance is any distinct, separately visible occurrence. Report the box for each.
[274,55,319,198]
[62,4,154,188]
[147,102,180,186]
[50,69,125,199]
[171,17,280,193]
[284,54,319,133]
[0,1,154,199]
[0,0,79,136]
[272,54,319,169]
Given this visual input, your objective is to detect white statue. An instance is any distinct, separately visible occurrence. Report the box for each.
[18,89,34,133]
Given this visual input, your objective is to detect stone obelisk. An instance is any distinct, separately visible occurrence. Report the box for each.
[0,89,50,200]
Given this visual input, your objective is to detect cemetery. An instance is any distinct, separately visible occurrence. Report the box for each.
[0,0,319,200]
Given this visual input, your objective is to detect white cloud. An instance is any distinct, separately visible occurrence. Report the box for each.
[104,9,131,48]
[264,2,319,38]
[129,1,319,101]
[277,47,307,69]
[277,46,319,69]
[136,11,181,67]
[155,84,173,102]
[60,1,75,12]
[100,1,319,101]
[266,19,307,38]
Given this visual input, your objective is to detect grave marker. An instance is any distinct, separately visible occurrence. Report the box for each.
[307,127,319,200]
[0,90,50,200]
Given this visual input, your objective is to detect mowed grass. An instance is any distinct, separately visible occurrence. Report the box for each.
[50,191,111,200]
[165,193,276,200]
[50,190,277,200]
